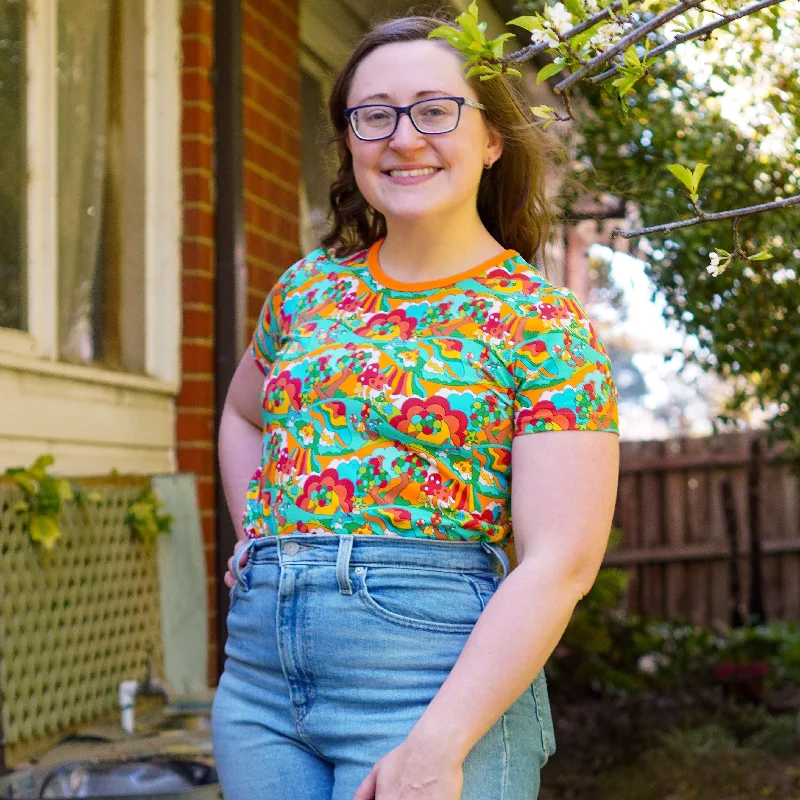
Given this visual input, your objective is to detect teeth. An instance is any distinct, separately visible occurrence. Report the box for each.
[388,168,439,177]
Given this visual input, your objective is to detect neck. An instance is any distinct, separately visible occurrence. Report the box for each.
[378,209,508,284]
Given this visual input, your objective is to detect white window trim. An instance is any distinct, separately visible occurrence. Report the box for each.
[0,0,181,387]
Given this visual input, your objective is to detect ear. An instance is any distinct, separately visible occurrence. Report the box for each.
[486,125,504,163]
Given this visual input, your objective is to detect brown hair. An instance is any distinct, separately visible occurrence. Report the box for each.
[320,14,565,266]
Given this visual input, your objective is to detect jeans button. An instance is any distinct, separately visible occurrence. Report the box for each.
[284,541,300,555]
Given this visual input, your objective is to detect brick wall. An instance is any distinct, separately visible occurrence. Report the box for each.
[242,0,301,332]
[179,0,218,680]
[177,0,302,682]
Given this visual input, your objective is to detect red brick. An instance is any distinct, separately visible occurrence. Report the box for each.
[181,2,213,39]
[182,265,215,297]
[183,104,215,139]
[183,171,214,205]
[178,376,215,409]
[182,137,214,171]
[177,444,215,476]
[182,36,214,72]
[184,207,215,239]
[182,342,214,373]
[182,70,214,105]
[183,307,214,339]
[177,409,215,439]
[195,476,216,509]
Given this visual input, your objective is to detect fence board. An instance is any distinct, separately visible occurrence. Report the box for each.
[607,432,799,626]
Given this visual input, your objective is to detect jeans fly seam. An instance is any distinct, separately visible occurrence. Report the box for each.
[500,713,509,800]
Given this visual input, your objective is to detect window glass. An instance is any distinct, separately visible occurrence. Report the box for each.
[0,0,27,331]
[57,0,133,368]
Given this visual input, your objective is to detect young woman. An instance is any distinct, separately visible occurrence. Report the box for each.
[211,14,619,800]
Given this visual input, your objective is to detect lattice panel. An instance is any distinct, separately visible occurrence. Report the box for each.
[0,480,164,763]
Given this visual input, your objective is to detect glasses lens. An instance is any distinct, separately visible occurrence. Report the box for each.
[351,106,397,140]
[411,99,459,134]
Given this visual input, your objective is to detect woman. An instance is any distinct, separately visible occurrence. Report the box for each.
[211,14,619,800]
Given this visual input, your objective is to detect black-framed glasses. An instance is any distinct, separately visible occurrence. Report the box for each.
[344,96,486,141]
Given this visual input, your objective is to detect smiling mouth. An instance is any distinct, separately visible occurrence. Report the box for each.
[383,167,442,178]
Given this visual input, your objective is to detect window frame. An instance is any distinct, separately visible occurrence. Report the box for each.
[0,0,181,387]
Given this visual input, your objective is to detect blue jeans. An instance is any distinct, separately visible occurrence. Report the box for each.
[211,534,556,800]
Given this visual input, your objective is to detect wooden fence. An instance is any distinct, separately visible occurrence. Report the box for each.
[607,432,800,626]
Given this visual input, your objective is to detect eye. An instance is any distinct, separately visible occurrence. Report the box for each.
[362,108,393,124]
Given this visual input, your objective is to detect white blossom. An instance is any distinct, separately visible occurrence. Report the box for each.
[549,4,574,34]
[531,27,560,48]
[589,21,627,51]
[707,251,726,277]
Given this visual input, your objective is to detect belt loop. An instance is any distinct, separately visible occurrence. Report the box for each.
[336,535,354,595]
[481,541,510,580]
[232,538,257,589]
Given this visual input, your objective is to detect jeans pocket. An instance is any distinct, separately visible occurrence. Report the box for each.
[530,669,557,764]
[357,566,497,633]
[228,556,253,612]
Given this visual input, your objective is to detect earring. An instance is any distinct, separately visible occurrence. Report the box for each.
[483,159,493,169]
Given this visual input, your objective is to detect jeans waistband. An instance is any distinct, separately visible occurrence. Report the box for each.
[231,534,510,590]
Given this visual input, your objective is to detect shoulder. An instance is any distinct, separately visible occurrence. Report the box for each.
[276,246,371,297]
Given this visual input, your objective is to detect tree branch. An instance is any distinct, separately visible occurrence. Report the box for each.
[612,194,800,239]
[501,0,645,65]
[588,0,788,84]
[553,0,706,93]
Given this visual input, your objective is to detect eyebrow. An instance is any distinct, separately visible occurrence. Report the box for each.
[351,89,453,106]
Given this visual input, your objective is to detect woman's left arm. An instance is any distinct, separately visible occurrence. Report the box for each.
[354,429,619,800]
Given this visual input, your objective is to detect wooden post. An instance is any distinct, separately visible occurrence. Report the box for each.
[748,437,766,623]
[721,477,744,627]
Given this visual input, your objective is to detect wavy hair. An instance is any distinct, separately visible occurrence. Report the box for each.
[320,14,565,267]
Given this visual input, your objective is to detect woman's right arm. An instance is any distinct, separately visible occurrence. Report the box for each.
[218,349,266,539]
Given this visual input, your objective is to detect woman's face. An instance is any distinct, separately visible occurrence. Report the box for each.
[345,40,502,228]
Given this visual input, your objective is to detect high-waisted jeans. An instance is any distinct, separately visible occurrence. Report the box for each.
[211,534,556,800]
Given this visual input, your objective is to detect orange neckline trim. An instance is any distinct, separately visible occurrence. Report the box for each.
[366,238,518,291]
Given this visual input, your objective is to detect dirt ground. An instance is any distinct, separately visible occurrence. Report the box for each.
[539,688,800,800]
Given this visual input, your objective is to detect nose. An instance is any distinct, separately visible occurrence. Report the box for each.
[389,111,427,151]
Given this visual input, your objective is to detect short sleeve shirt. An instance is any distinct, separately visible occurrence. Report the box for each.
[243,240,619,547]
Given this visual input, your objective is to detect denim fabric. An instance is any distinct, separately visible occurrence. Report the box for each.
[211,535,556,800]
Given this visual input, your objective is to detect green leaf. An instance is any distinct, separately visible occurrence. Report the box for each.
[10,472,38,495]
[564,0,586,20]
[611,72,640,95]
[691,162,709,192]
[465,64,497,79]
[489,32,514,58]
[456,8,485,44]
[497,67,521,79]
[467,0,479,19]
[507,15,544,33]
[621,0,630,14]
[537,60,565,84]
[623,45,641,69]
[428,26,469,49]
[571,24,601,50]
[690,192,699,203]
[30,514,61,550]
[666,163,695,191]
[32,454,55,472]
[750,251,774,261]
[531,104,556,119]
[53,479,75,503]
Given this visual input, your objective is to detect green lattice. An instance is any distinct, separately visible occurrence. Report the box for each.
[0,478,164,765]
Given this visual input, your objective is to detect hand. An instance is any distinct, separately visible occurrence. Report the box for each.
[352,740,463,800]
[223,539,250,590]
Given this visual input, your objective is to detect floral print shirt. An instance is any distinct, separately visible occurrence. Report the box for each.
[242,240,619,546]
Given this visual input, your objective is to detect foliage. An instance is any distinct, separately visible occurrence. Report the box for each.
[3,455,172,548]
[568,5,800,455]
[124,487,173,542]
[3,455,101,550]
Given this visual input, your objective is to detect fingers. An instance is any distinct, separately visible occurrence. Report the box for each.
[224,540,249,591]
[352,767,377,800]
